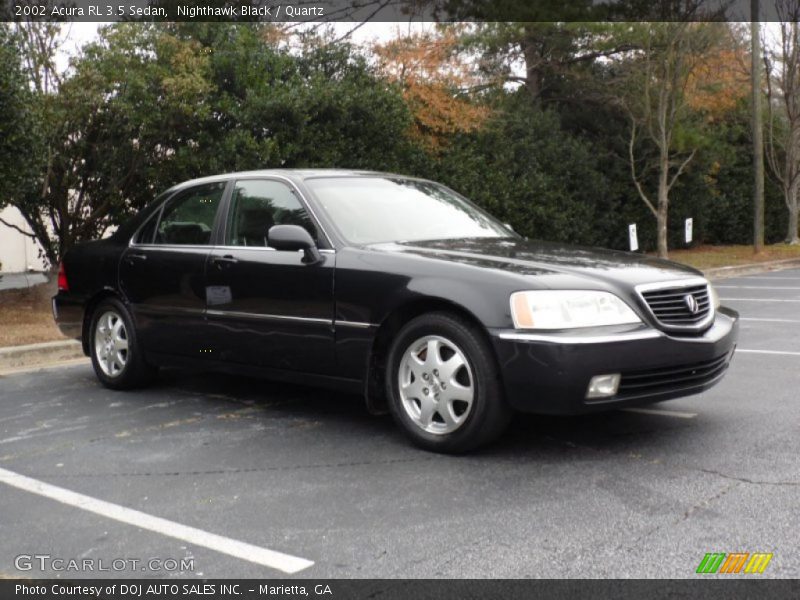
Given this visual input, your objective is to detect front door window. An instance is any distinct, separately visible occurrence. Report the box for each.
[226,180,315,247]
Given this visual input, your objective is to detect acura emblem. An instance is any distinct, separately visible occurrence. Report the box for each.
[684,294,699,314]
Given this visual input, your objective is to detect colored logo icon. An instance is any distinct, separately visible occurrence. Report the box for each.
[696,552,773,574]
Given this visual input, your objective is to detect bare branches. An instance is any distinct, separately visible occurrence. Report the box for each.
[764,52,785,185]
[615,22,719,257]
[15,19,63,95]
[668,149,697,191]
[628,119,659,219]
[0,216,36,239]
[562,44,638,66]
[764,1,800,241]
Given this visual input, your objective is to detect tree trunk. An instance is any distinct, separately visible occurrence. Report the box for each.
[751,8,765,252]
[788,191,800,245]
[656,205,669,258]
[657,148,670,259]
[521,31,542,102]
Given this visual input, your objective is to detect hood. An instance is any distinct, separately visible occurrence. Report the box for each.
[372,237,703,288]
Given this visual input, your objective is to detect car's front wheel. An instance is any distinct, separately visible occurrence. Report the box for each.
[385,312,512,453]
[89,298,156,390]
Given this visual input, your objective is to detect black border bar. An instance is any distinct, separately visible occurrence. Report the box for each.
[1,0,794,23]
[3,579,800,600]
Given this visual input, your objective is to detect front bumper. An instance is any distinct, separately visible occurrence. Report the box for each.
[490,307,739,415]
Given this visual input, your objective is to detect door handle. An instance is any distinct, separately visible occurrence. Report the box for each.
[125,253,147,265]
[212,255,238,269]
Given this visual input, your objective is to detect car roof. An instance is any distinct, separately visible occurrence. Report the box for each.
[166,169,407,192]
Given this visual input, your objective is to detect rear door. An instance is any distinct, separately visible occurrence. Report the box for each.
[120,181,227,358]
[204,178,336,374]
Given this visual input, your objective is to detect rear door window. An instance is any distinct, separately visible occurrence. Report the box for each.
[155,182,225,246]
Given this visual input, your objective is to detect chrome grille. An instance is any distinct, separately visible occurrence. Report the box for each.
[638,280,713,330]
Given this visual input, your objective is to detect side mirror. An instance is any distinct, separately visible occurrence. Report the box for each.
[268,224,321,264]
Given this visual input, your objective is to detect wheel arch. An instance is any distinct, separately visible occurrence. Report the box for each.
[363,296,496,415]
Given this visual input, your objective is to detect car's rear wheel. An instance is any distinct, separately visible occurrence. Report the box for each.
[386,312,512,453]
[89,298,156,390]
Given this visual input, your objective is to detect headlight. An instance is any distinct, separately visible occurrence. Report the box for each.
[708,284,721,309]
[510,290,642,330]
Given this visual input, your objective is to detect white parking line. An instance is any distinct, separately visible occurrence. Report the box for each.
[736,276,800,281]
[716,285,800,290]
[736,349,800,357]
[0,466,314,574]
[0,425,89,445]
[621,407,697,419]
[720,298,800,302]
[740,317,800,323]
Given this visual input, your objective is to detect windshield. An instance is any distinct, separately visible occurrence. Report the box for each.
[305,177,514,245]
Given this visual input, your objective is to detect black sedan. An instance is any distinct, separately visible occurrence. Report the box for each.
[53,170,739,452]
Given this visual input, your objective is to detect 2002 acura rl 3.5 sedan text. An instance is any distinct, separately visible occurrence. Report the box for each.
[53,170,739,453]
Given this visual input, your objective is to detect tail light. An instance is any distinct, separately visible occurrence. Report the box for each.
[57,261,69,292]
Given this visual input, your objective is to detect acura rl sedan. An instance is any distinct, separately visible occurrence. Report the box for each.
[53,170,739,452]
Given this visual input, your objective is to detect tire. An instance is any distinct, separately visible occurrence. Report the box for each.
[89,297,156,390]
[385,312,512,453]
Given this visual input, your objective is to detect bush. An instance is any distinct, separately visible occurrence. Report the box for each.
[421,96,618,246]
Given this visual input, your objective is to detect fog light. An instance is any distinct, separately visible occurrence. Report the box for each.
[586,374,621,400]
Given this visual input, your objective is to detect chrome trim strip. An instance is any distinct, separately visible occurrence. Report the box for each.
[127,244,336,255]
[497,329,662,344]
[136,305,206,317]
[634,278,715,332]
[661,313,734,343]
[205,309,332,325]
[126,244,212,251]
[335,321,374,329]
[635,277,709,293]
[212,245,276,252]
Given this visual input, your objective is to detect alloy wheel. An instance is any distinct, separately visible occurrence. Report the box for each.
[397,335,475,435]
[94,310,129,377]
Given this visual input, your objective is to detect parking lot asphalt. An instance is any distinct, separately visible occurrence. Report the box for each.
[0,269,798,579]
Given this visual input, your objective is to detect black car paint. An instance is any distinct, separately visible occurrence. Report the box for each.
[53,169,739,414]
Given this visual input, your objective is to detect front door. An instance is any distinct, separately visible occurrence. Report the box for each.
[204,178,335,374]
[120,181,226,358]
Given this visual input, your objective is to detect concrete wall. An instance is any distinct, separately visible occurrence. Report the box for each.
[0,206,48,273]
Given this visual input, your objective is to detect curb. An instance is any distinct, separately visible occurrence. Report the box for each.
[703,257,800,280]
[0,340,85,371]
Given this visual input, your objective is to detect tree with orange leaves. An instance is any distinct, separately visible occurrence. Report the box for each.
[685,30,750,119]
[374,26,490,151]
